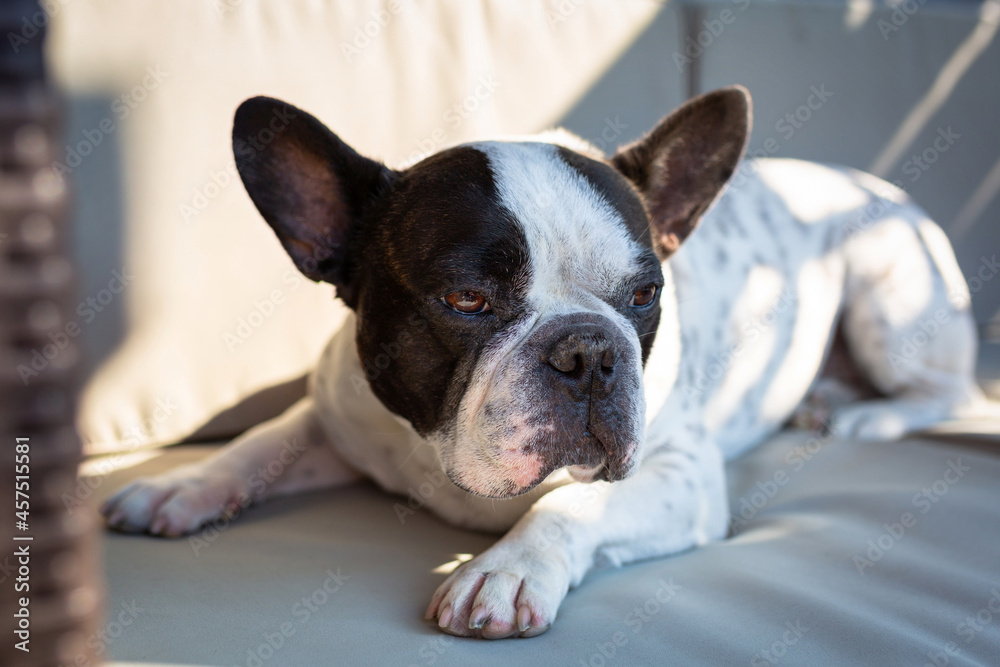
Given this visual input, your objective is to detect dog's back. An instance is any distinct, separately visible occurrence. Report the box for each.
[644,157,986,460]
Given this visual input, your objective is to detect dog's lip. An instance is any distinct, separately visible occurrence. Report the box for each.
[567,462,603,483]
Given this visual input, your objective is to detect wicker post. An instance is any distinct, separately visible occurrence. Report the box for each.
[1,1,103,665]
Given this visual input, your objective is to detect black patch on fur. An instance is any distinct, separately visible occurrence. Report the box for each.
[556,147,653,248]
[611,87,751,259]
[233,97,397,306]
[353,147,533,436]
[235,98,665,465]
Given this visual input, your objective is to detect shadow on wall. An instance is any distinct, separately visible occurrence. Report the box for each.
[63,94,127,379]
[556,0,1000,331]
[556,2,685,151]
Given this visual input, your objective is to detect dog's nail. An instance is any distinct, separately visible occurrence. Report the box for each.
[517,605,531,632]
[150,516,167,535]
[107,510,125,527]
[469,606,489,629]
[438,605,453,628]
[522,622,550,638]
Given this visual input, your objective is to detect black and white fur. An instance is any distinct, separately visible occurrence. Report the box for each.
[101,88,992,639]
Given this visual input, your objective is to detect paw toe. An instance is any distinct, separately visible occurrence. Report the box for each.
[428,561,560,639]
[100,469,241,537]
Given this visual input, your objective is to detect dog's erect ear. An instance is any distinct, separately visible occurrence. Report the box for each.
[233,96,396,306]
[611,86,751,259]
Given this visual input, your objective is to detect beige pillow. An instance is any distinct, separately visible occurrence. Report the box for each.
[47,0,669,454]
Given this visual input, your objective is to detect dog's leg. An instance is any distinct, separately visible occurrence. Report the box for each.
[100,396,361,537]
[832,208,993,439]
[426,435,726,639]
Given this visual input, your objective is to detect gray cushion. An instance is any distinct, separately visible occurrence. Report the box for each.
[93,430,1000,665]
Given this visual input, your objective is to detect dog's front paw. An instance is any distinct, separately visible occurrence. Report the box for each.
[829,402,910,441]
[425,542,570,639]
[100,465,248,537]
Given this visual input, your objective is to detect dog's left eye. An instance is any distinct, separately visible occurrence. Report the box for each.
[443,291,491,315]
[630,284,658,308]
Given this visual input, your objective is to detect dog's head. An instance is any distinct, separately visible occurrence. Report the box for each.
[233,88,750,498]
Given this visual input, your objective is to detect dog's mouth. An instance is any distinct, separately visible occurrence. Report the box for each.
[556,426,638,484]
[567,462,604,483]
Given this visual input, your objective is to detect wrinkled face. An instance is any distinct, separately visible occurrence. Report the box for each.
[233,89,750,500]
[354,143,662,497]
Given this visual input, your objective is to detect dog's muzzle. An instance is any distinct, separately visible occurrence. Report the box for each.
[530,314,641,481]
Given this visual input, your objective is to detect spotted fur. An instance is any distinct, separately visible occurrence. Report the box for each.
[101,88,993,640]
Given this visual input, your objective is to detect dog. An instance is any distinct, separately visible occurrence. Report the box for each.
[100,87,993,639]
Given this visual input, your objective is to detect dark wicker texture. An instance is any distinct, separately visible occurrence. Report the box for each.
[1,2,103,665]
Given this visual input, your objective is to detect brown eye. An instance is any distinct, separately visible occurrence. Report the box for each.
[630,284,657,308]
[444,291,491,314]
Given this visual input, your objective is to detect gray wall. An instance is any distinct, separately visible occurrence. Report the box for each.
[559,0,1000,332]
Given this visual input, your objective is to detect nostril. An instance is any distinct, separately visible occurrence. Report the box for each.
[548,350,580,374]
[600,348,617,371]
[547,334,621,378]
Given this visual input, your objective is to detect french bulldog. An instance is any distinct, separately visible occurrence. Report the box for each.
[100,86,992,639]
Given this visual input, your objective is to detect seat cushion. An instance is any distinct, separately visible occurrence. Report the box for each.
[91,430,1000,665]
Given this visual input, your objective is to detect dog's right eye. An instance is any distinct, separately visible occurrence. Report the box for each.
[629,284,658,308]
[443,291,491,315]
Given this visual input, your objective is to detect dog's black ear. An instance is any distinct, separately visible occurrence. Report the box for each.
[612,86,751,259]
[233,96,396,307]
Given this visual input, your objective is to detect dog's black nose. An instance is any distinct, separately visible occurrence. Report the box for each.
[546,330,618,394]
